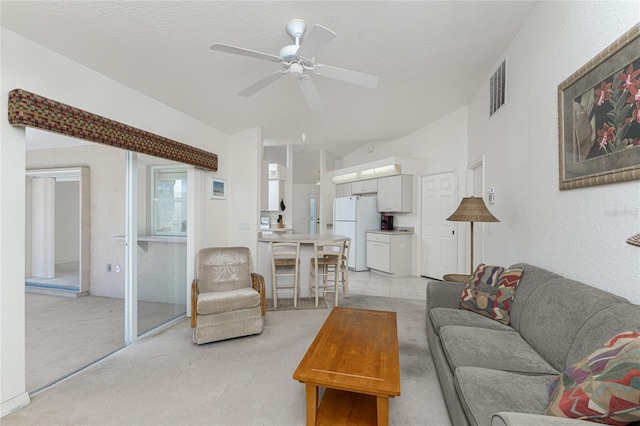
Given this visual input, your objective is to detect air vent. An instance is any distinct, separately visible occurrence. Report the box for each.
[490,60,506,116]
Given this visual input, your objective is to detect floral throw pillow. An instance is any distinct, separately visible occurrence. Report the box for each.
[459,264,523,325]
[546,331,640,425]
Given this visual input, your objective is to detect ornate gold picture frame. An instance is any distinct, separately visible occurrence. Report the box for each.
[558,24,640,190]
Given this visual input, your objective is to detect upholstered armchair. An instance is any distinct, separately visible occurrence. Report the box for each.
[191,247,266,344]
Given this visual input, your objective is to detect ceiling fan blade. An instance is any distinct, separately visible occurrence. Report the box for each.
[238,71,287,97]
[312,64,379,88]
[210,43,280,63]
[296,25,336,61]
[298,75,323,110]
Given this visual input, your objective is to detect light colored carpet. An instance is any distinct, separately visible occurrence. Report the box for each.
[6,294,452,426]
[25,293,184,392]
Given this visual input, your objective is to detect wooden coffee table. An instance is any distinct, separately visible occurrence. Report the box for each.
[293,307,401,425]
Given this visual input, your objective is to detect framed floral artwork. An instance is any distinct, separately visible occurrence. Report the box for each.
[209,177,227,200]
[558,23,640,190]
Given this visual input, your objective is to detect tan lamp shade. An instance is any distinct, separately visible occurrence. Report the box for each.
[446,196,499,276]
[447,196,500,223]
[627,233,640,247]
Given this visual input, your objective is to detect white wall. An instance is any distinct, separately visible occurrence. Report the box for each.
[227,127,262,267]
[467,2,640,303]
[338,107,468,173]
[1,28,228,415]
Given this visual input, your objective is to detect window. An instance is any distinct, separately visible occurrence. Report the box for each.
[151,166,187,236]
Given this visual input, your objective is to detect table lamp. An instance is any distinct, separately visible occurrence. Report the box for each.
[447,196,500,275]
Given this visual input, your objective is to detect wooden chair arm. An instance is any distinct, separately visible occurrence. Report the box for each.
[251,272,266,316]
[191,279,198,328]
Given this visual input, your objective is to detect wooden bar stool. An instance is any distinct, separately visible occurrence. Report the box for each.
[339,238,351,295]
[324,238,351,296]
[309,240,345,307]
[270,242,301,308]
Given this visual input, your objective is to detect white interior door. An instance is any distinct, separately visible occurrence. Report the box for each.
[421,172,457,279]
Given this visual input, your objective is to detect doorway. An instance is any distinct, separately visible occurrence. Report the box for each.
[420,172,457,279]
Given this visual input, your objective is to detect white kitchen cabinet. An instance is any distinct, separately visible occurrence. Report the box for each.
[366,238,390,272]
[377,175,413,212]
[335,183,352,198]
[351,179,377,194]
[366,232,412,276]
[268,180,284,211]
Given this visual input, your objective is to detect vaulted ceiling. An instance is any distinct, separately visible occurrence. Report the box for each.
[1,1,537,158]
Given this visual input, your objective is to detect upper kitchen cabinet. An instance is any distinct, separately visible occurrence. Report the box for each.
[377,175,413,212]
[351,179,378,195]
[335,183,352,198]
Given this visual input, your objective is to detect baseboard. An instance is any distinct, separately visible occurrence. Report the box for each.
[1,392,30,417]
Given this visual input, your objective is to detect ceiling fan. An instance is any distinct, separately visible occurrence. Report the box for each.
[209,19,379,110]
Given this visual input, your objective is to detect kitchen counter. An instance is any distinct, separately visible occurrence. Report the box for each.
[257,234,349,299]
[258,228,293,238]
[366,229,414,235]
[259,233,348,243]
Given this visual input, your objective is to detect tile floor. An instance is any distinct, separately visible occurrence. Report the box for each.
[346,270,429,300]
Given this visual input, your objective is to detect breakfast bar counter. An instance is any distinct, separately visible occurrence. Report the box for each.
[257,234,349,300]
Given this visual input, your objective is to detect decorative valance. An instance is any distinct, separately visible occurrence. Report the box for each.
[7,88,218,171]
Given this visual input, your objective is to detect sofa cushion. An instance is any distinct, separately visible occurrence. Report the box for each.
[507,263,563,332]
[455,366,557,426]
[440,325,559,376]
[460,267,523,325]
[429,307,514,335]
[197,287,260,315]
[517,278,630,373]
[546,331,640,425]
[566,304,640,370]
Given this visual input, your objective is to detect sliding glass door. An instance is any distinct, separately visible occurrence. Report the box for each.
[127,153,188,340]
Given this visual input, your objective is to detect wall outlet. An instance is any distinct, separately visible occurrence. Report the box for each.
[115,265,121,273]
[107,263,111,272]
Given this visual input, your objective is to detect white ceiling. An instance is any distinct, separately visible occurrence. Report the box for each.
[1,1,536,159]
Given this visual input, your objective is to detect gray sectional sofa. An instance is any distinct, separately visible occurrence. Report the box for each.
[426,263,640,426]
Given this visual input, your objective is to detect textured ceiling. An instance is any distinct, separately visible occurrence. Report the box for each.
[1,1,536,159]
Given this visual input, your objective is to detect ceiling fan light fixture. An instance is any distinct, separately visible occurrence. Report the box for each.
[289,62,303,77]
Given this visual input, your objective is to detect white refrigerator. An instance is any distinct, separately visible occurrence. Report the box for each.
[333,196,380,271]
